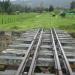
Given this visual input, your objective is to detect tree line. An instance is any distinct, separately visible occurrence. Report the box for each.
[0,0,75,14]
[0,0,55,14]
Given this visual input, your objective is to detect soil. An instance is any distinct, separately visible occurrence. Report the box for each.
[70,33,75,38]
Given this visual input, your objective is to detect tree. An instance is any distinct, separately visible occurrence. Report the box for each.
[24,5,31,12]
[70,1,75,9]
[0,0,12,14]
[0,1,5,13]
[4,0,12,14]
[49,5,54,12]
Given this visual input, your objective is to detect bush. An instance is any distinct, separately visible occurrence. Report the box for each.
[11,25,19,30]
[60,12,66,17]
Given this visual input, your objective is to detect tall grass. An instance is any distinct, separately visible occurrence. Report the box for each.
[0,13,37,24]
[0,12,75,32]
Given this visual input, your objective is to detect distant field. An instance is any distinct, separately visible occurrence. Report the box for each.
[0,13,75,32]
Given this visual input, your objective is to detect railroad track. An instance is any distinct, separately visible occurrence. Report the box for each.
[0,29,75,75]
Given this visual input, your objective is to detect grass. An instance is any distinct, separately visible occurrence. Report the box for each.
[0,12,75,32]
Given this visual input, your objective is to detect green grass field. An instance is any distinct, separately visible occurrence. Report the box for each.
[0,13,75,32]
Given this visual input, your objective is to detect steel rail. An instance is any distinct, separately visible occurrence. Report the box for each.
[51,30,63,75]
[53,28,73,75]
[27,29,43,75]
[15,29,40,75]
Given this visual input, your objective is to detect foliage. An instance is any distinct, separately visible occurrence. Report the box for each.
[49,5,54,12]
[70,1,75,9]
[0,0,12,14]
[0,1,55,14]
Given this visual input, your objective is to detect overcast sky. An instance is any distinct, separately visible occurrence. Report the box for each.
[0,0,15,1]
[0,0,75,1]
